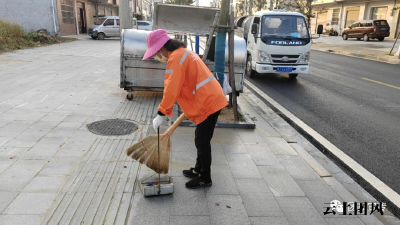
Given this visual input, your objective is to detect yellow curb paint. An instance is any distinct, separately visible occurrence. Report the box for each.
[363,77,400,90]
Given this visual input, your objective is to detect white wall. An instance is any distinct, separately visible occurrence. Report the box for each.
[0,0,59,34]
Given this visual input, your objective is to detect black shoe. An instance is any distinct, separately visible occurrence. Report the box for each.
[185,176,212,189]
[182,167,200,178]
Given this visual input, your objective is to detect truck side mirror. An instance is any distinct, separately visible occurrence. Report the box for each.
[251,24,258,34]
[317,24,323,34]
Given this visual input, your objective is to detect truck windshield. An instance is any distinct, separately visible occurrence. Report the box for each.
[262,15,310,38]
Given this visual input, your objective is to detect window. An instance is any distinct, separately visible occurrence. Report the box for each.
[374,20,388,26]
[331,9,340,25]
[138,22,149,26]
[261,15,310,38]
[104,19,114,26]
[116,19,120,26]
[61,0,74,24]
[371,7,387,20]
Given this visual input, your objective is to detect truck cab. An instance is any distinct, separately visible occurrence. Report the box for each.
[241,11,322,79]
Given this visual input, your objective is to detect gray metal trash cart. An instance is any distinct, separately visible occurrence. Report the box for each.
[120,4,246,99]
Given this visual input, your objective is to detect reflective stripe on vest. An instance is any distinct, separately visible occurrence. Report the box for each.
[180,51,191,65]
[165,69,173,74]
[192,76,214,95]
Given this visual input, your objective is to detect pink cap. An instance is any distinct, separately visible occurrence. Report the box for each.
[142,29,171,60]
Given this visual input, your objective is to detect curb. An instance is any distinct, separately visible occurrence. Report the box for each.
[312,48,400,65]
[244,81,400,219]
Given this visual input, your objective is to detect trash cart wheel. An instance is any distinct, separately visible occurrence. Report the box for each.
[127,91,133,100]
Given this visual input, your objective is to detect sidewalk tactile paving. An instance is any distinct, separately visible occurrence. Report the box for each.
[39,89,159,224]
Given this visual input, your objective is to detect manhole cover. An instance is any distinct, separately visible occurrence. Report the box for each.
[86,119,138,136]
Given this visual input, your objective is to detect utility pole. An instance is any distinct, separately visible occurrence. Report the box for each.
[229,4,238,120]
[213,0,229,88]
[119,0,134,33]
[195,0,200,54]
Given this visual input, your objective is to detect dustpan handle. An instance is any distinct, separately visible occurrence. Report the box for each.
[164,113,186,136]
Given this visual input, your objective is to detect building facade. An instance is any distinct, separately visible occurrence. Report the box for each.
[0,0,59,35]
[1,0,128,36]
[57,0,120,36]
[311,0,400,38]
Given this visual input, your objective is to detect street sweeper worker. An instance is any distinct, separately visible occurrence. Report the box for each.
[143,29,227,189]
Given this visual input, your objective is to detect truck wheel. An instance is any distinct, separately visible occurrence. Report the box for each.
[98,33,105,40]
[246,55,255,78]
[363,34,369,42]
[289,74,298,79]
[378,37,384,41]
[342,34,348,40]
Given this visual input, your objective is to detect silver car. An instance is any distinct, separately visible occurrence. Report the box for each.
[138,21,153,31]
[88,16,120,40]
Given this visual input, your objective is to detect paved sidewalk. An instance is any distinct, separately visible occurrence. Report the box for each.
[0,35,399,224]
[312,35,400,64]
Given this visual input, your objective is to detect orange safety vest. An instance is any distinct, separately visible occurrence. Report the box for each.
[158,48,227,124]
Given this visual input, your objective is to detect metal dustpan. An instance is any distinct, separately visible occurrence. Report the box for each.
[139,174,174,197]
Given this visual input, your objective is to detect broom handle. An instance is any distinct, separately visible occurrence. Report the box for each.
[163,113,186,136]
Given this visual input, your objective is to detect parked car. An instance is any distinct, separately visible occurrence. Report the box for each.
[88,16,120,40]
[342,20,390,42]
[89,17,139,40]
[137,21,153,31]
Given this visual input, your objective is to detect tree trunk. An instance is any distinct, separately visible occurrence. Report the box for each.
[248,0,253,16]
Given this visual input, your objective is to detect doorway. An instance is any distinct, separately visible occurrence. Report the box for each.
[345,6,360,28]
[77,2,87,33]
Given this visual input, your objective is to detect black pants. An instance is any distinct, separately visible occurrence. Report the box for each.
[194,110,221,182]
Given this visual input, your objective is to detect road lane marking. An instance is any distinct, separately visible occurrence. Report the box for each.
[363,77,400,90]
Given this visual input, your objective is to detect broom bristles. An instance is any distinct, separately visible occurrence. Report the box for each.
[142,135,171,173]
[126,134,171,174]
[126,113,186,174]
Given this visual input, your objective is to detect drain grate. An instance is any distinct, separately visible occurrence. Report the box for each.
[86,119,139,136]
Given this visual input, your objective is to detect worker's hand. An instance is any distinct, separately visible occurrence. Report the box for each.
[152,115,164,133]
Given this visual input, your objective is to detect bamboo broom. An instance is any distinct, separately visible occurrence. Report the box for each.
[126,113,186,174]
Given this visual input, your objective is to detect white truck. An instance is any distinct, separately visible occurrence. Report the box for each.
[237,10,322,79]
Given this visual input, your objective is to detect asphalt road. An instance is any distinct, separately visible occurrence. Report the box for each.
[245,51,400,195]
